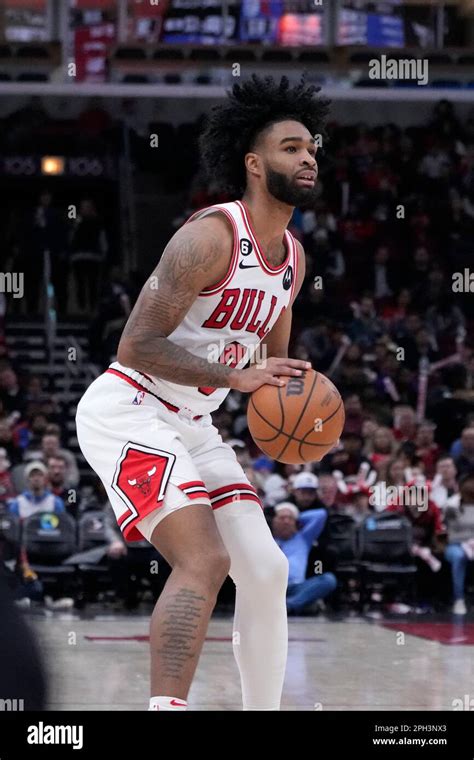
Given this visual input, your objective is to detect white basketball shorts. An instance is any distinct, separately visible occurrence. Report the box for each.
[75,369,261,543]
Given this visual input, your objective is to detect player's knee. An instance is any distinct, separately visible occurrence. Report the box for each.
[245,546,288,594]
[324,572,338,594]
[202,550,231,593]
[179,549,231,593]
[268,548,289,592]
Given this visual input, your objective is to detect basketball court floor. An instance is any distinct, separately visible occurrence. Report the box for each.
[30,610,474,711]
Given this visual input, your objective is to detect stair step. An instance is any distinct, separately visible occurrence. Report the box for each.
[6,335,45,346]
[54,379,90,389]
[6,319,89,329]
[15,363,90,376]
[8,350,47,361]
[55,392,86,402]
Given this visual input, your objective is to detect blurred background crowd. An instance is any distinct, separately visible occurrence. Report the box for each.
[1,91,474,617]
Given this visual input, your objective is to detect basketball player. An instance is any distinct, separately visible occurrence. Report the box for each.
[76,75,329,711]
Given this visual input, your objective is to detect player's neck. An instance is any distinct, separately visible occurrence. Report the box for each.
[240,192,293,251]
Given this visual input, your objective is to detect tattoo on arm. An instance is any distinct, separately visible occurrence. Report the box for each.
[118,222,234,387]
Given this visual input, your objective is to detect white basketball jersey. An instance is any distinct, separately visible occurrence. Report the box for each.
[110,200,299,415]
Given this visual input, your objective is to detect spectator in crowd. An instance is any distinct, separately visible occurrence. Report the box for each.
[88,267,133,368]
[8,461,64,519]
[349,294,383,349]
[47,455,72,511]
[322,432,370,477]
[315,474,346,512]
[16,412,50,453]
[385,458,407,488]
[454,427,474,479]
[426,293,465,344]
[448,414,474,458]
[69,198,108,314]
[444,500,474,615]
[24,375,48,405]
[460,473,474,504]
[0,367,26,417]
[431,456,460,512]
[342,394,365,436]
[367,426,397,468]
[40,433,79,488]
[415,421,442,478]
[262,465,290,509]
[271,503,336,615]
[392,406,418,443]
[366,244,401,302]
[0,447,16,505]
[387,487,446,611]
[25,190,68,316]
[0,420,22,465]
[290,472,320,512]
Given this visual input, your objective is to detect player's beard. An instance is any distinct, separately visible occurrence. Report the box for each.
[265,166,318,207]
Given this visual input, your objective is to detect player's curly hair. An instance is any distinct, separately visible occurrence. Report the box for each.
[199,74,330,197]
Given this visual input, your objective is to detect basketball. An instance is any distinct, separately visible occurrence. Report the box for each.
[247,369,345,464]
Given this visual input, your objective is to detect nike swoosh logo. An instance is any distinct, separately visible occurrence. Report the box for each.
[239,262,259,269]
[170,699,187,707]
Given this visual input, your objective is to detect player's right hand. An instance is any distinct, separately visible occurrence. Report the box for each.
[229,357,312,393]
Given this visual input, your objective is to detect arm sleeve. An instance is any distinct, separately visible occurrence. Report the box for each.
[432,503,446,535]
[299,509,328,545]
[7,498,19,517]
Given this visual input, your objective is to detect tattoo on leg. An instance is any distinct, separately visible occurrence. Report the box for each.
[156,587,207,679]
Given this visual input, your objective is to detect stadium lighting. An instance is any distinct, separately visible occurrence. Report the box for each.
[41,156,65,175]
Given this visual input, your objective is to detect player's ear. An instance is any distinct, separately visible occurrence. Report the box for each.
[245,152,261,179]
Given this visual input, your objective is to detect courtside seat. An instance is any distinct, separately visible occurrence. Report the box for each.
[22,511,77,577]
[358,513,417,608]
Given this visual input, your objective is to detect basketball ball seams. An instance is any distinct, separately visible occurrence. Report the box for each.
[249,395,286,440]
[247,369,344,463]
[298,402,345,459]
[296,397,344,441]
[277,379,285,433]
[276,370,318,460]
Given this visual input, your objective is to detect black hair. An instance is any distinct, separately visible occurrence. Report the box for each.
[199,74,330,196]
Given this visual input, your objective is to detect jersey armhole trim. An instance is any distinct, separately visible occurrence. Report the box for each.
[288,231,299,304]
[198,207,240,297]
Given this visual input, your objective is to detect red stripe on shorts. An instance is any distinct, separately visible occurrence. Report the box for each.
[211,492,262,510]
[208,482,258,499]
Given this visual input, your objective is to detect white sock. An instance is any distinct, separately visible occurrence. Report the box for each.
[213,501,288,710]
[149,696,188,711]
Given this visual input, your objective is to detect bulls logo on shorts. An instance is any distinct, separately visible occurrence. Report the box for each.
[112,442,176,533]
